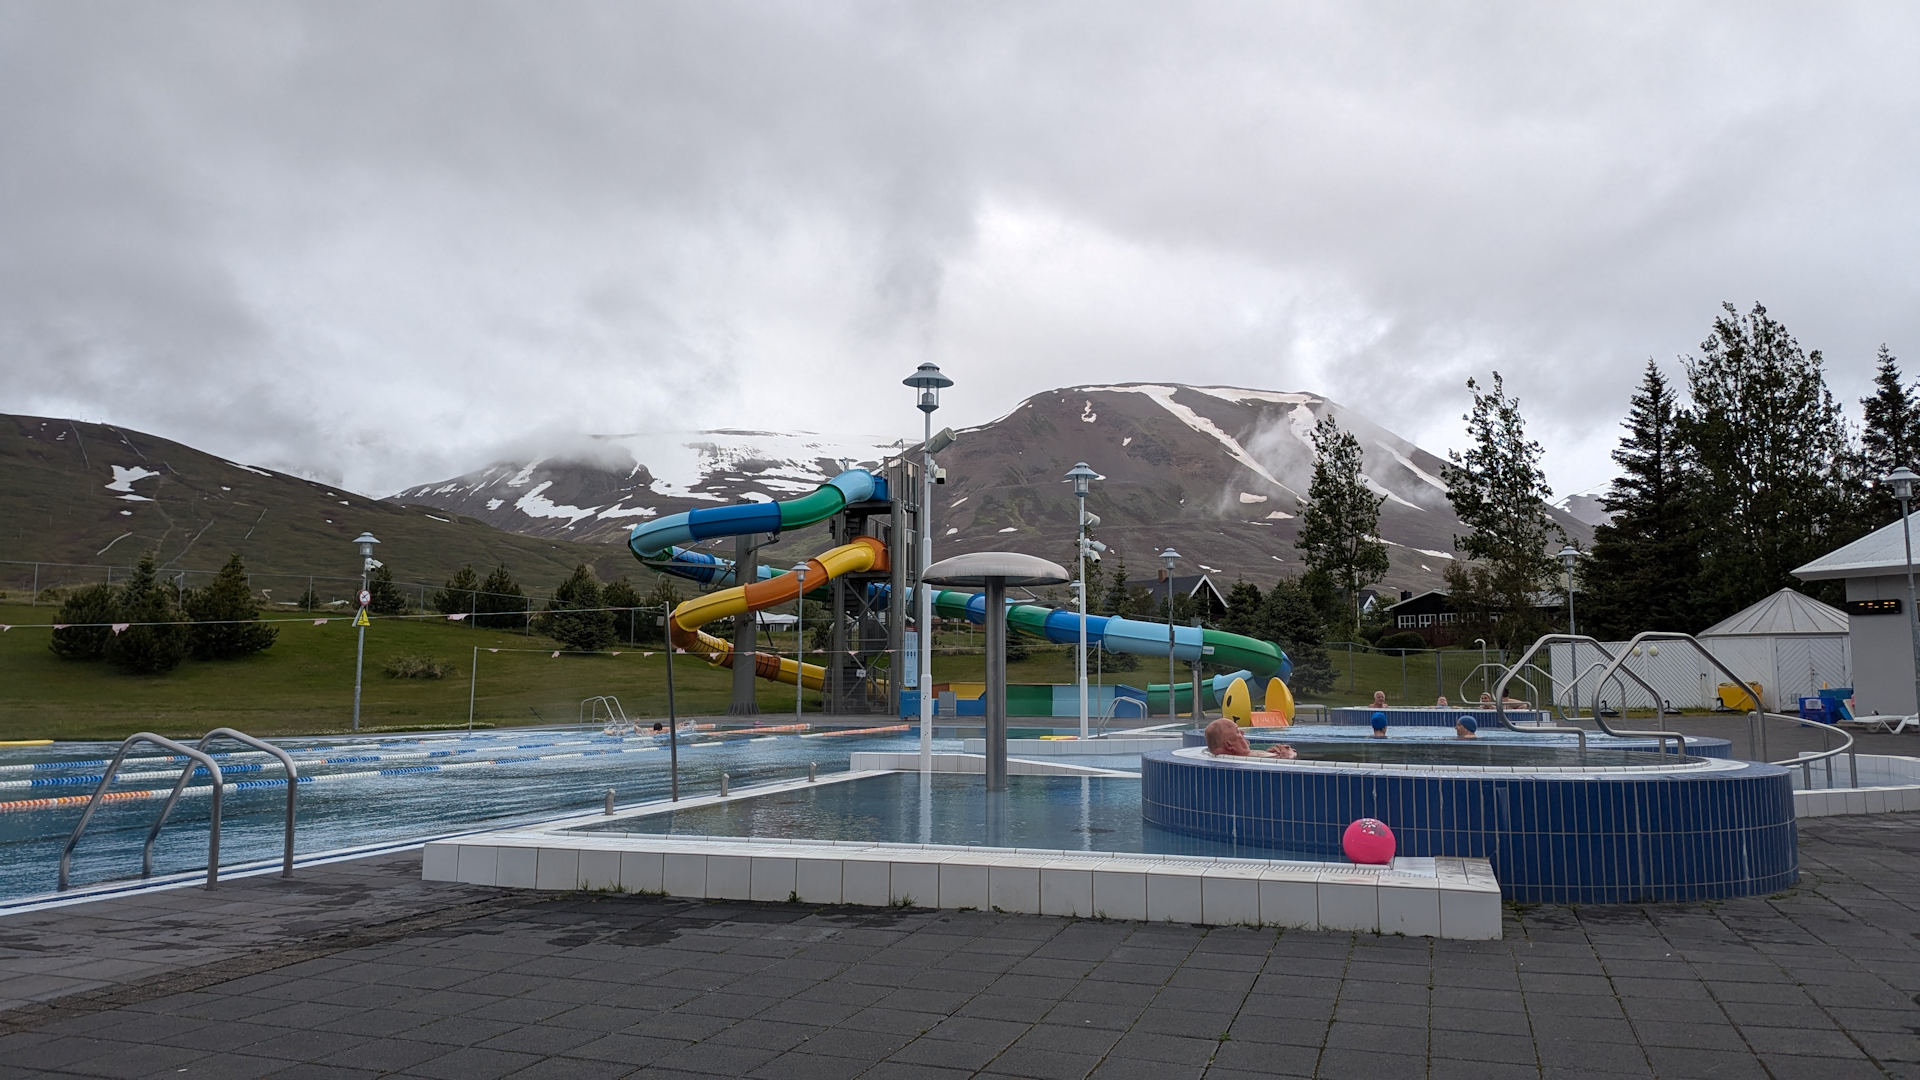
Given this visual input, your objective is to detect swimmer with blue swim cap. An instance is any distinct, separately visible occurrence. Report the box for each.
[1455,716,1478,739]
[1370,711,1388,739]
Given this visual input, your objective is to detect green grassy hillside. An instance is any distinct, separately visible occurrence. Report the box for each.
[0,414,633,602]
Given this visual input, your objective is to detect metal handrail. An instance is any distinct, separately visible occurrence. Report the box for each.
[1592,632,1855,781]
[144,729,298,880]
[1095,696,1149,737]
[580,695,626,725]
[60,733,223,891]
[1491,642,1593,751]
[1557,638,1683,754]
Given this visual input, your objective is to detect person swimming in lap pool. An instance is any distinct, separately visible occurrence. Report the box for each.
[1203,717,1297,759]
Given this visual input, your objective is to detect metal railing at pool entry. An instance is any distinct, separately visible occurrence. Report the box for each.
[143,729,298,882]
[59,734,222,890]
[1095,696,1150,737]
[1591,632,1857,787]
[582,695,633,733]
[1496,636,1682,757]
[1459,664,1546,713]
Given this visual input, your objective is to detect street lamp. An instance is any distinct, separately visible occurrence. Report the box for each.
[793,562,808,723]
[350,532,380,732]
[1065,463,1101,739]
[1558,544,1578,714]
[1159,547,1180,721]
[904,361,953,773]
[1886,466,1920,722]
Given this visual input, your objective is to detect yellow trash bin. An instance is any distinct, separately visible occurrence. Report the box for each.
[1716,682,1762,710]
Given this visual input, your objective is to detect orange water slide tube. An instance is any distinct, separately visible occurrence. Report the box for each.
[667,536,888,690]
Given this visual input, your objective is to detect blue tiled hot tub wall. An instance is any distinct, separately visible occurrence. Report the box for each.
[1140,751,1797,903]
[1329,707,1545,727]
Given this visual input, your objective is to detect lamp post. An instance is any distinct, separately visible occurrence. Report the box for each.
[1159,547,1180,721]
[793,562,808,724]
[904,362,953,773]
[1066,463,1100,739]
[1558,544,1579,713]
[350,532,380,732]
[1887,466,1920,721]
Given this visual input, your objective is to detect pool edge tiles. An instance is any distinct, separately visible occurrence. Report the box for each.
[419,771,1503,939]
[1142,748,1798,904]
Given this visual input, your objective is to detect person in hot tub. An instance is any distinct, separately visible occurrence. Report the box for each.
[1455,716,1479,739]
[1204,717,1297,759]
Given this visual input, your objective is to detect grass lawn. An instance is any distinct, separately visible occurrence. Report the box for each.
[0,601,1545,741]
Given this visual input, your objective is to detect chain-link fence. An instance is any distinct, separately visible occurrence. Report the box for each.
[0,557,560,613]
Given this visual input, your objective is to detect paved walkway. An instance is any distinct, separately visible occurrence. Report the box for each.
[0,814,1915,1079]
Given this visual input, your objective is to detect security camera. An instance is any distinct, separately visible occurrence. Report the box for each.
[927,427,957,454]
[934,467,948,485]
[365,557,384,571]
[1084,512,1101,528]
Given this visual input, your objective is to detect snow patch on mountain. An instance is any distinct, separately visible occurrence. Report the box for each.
[105,465,160,494]
[514,482,599,526]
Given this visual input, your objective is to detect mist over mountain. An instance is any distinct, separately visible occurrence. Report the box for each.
[392,384,1593,593]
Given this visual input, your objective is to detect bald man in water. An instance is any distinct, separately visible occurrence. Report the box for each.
[1203,717,1297,759]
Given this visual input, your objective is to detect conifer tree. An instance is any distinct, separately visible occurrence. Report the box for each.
[106,553,187,674]
[603,577,641,643]
[1296,413,1390,635]
[1440,372,1561,647]
[474,566,527,629]
[435,565,480,617]
[366,564,407,615]
[1258,577,1334,694]
[1682,302,1856,619]
[184,553,278,660]
[1580,362,1701,637]
[540,565,617,650]
[639,575,681,645]
[1860,345,1919,524]
[48,583,121,662]
[1220,580,1264,637]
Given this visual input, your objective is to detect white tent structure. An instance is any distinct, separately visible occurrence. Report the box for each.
[1550,588,1850,712]
[1697,588,1850,711]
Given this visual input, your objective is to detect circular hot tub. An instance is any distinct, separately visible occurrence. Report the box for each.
[1141,744,1796,903]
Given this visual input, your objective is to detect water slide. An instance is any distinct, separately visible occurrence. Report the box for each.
[667,536,887,690]
[628,470,884,588]
[924,590,1292,713]
[628,471,887,688]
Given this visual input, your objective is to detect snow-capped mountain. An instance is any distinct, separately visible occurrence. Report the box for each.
[392,384,1591,591]
[1556,493,1615,529]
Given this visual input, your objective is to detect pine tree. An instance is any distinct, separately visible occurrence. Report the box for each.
[1440,372,1561,648]
[603,577,641,643]
[540,565,617,651]
[1219,580,1263,637]
[640,575,681,644]
[1682,302,1857,620]
[106,553,187,674]
[1580,362,1702,638]
[1099,553,1147,617]
[435,565,480,617]
[474,566,528,629]
[365,564,406,615]
[1860,345,1919,524]
[48,583,121,662]
[183,553,278,660]
[1258,577,1334,694]
[1296,413,1390,635]
[296,584,321,612]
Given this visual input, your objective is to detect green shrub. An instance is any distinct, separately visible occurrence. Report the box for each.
[1374,631,1428,656]
[384,654,454,679]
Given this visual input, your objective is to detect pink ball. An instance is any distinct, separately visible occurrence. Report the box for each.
[1342,818,1396,865]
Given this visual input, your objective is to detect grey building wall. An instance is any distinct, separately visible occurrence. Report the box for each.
[1845,574,1916,716]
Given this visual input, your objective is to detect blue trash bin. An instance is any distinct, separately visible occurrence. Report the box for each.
[1799,697,1831,723]
[1817,688,1854,723]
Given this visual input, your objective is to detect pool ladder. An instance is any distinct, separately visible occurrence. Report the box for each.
[58,728,299,891]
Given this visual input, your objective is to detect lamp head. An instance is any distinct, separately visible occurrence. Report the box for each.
[1064,461,1098,497]
[904,362,953,414]
[352,532,381,557]
[1887,465,1918,502]
[1159,546,1180,568]
[1557,545,1579,573]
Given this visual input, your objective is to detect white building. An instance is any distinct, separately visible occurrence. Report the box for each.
[1794,521,1918,716]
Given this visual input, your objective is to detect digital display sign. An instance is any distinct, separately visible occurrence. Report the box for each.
[1845,598,1903,615]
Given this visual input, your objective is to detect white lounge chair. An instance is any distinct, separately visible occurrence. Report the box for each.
[1843,713,1918,735]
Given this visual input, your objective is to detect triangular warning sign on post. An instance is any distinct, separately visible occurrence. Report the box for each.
[353,608,371,628]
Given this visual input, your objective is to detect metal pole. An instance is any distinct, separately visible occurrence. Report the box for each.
[468,645,478,732]
[31,563,37,605]
[665,611,680,802]
[352,562,369,733]
[795,566,806,724]
[919,412,935,772]
[1077,492,1089,740]
[985,578,1008,791]
[1903,493,1920,724]
[1167,576,1177,720]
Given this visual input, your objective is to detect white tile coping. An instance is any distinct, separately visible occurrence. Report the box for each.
[420,759,1501,938]
[848,751,1134,777]
[1790,753,1920,817]
[959,737,1183,756]
[1170,744,1741,776]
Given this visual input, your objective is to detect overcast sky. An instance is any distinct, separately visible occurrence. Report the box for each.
[5,2,1916,500]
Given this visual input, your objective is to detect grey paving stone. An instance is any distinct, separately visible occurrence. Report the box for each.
[1207,1038,1320,1074]
[1106,1030,1220,1066]
[404,1044,546,1080]
[742,1050,874,1079]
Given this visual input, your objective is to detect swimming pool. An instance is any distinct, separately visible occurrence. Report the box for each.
[574,771,1316,861]
[0,727,954,903]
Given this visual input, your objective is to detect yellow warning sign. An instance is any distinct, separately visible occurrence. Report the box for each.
[352,609,371,628]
